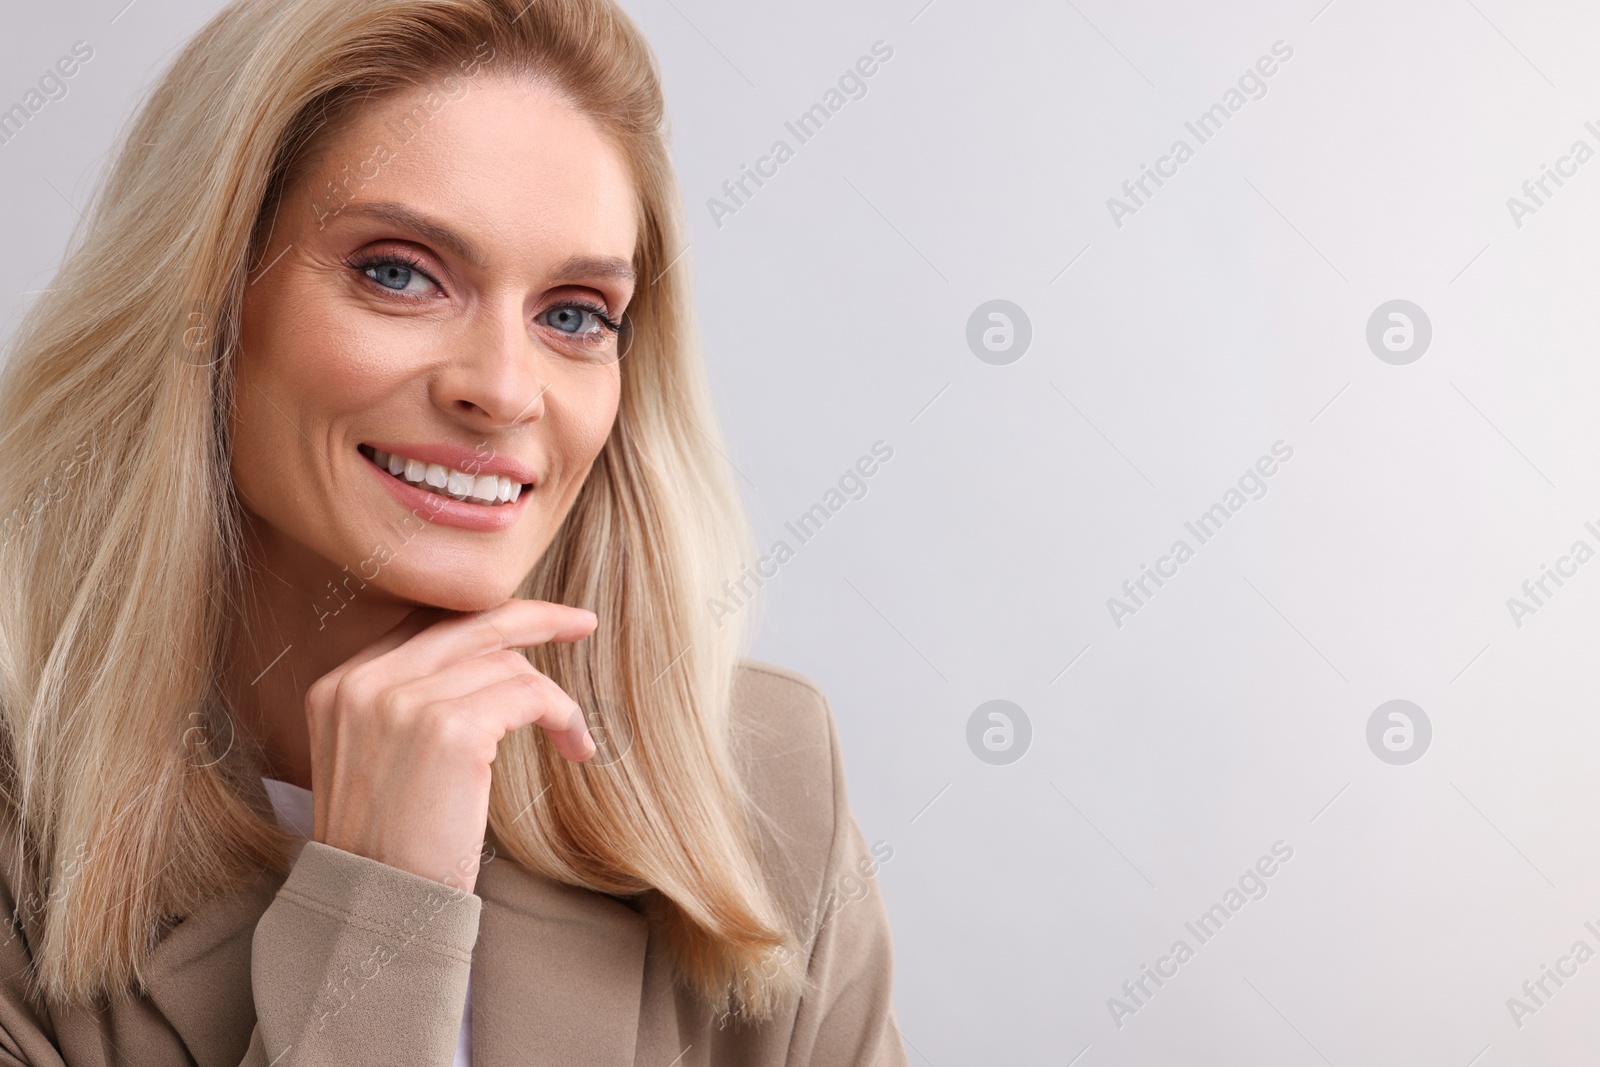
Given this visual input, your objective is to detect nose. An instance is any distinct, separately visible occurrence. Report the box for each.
[433,297,549,428]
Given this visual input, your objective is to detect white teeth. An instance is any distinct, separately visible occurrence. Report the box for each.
[365,446,527,507]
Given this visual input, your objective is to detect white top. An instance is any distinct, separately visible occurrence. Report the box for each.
[261,776,473,1067]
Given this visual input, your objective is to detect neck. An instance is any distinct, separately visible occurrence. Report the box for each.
[220,512,413,791]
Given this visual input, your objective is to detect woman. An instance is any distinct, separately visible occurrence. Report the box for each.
[0,0,906,1063]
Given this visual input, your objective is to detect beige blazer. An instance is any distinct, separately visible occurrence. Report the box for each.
[0,660,908,1066]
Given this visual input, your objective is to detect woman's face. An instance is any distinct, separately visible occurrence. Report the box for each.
[234,73,637,611]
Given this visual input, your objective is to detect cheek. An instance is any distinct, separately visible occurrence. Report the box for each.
[232,282,412,510]
[538,371,620,513]
[559,372,621,465]
[236,285,409,447]
[248,295,401,403]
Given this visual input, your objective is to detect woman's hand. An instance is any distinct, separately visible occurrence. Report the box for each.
[302,598,598,895]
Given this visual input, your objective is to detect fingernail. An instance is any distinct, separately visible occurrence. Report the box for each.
[581,608,598,623]
[582,731,597,756]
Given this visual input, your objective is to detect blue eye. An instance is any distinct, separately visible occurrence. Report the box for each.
[539,302,623,348]
[347,252,439,297]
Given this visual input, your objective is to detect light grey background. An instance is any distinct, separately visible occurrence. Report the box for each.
[6,1,1600,1063]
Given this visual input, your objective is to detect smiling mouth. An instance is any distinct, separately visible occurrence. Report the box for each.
[358,444,529,506]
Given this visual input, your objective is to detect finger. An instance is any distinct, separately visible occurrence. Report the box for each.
[438,672,595,763]
[387,647,552,708]
[377,598,598,680]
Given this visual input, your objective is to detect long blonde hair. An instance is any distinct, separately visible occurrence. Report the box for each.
[0,0,802,1020]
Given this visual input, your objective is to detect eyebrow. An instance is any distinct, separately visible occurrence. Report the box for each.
[339,199,637,287]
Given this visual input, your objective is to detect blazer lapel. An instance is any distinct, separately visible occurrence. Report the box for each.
[142,865,284,1067]
[471,824,653,1067]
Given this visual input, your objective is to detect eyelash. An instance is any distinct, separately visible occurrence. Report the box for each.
[344,250,439,301]
[554,299,625,338]
[343,251,624,343]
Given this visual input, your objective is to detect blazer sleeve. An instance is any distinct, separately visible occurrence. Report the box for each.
[784,695,911,1067]
[242,840,480,1065]
[0,840,479,1066]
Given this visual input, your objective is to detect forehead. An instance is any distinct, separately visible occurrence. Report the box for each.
[298,72,638,265]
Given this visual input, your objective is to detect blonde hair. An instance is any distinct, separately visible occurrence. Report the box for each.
[0,0,802,1020]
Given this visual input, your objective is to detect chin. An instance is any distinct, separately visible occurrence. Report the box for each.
[390,570,529,613]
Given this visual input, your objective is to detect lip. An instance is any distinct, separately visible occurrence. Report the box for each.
[358,446,532,532]
[362,440,538,486]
